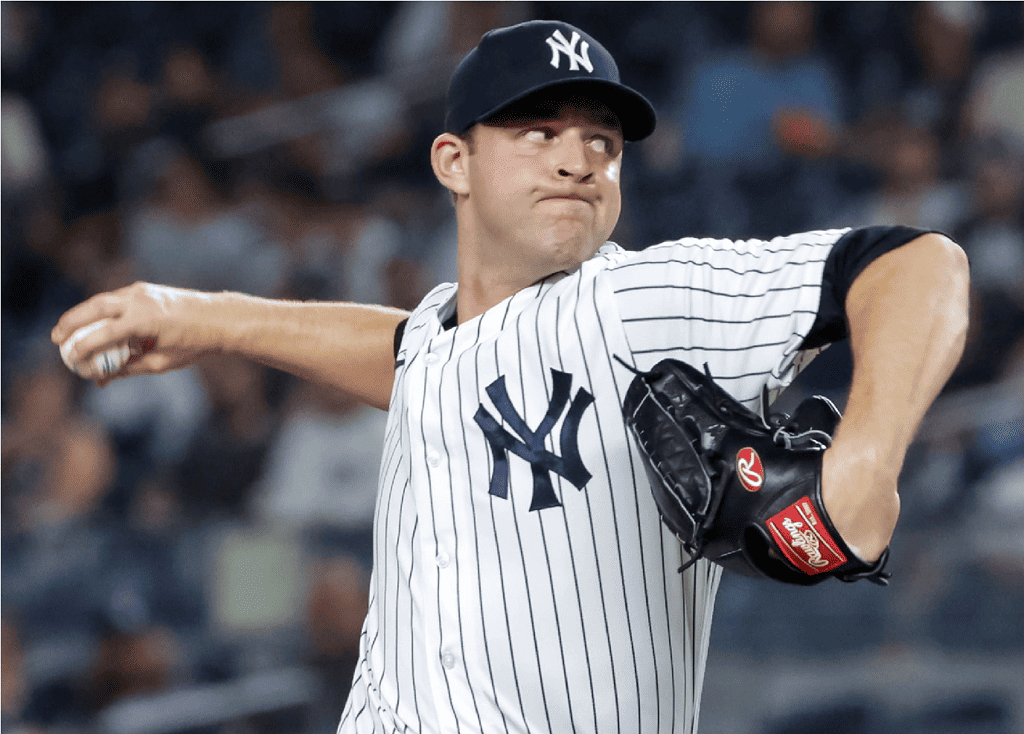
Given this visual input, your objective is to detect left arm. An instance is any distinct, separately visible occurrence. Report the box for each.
[823,233,970,561]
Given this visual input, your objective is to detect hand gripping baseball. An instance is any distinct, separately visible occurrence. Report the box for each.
[51,282,216,384]
[620,357,891,586]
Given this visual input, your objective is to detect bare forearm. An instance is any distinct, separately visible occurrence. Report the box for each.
[840,234,970,466]
[823,234,970,559]
[52,283,409,411]
[218,294,408,410]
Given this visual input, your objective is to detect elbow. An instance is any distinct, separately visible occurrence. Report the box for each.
[923,233,971,354]
[933,233,970,288]
[940,234,970,324]
[916,232,969,279]
[916,231,970,300]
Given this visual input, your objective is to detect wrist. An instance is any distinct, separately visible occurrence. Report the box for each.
[822,439,901,562]
[829,406,911,482]
[208,291,264,357]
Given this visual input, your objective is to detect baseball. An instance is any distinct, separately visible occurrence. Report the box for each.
[59,319,131,379]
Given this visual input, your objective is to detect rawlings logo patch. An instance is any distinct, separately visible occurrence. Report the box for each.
[766,497,847,575]
[736,448,764,492]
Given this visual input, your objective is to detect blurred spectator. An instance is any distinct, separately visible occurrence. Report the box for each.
[821,3,981,171]
[57,209,132,298]
[1,199,84,378]
[956,138,1024,299]
[1,358,122,726]
[927,442,1024,653]
[373,183,457,308]
[2,357,100,534]
[92,61,154,155]
[83,622,183,718]
[336,202,406,306]
[155,45,218,152]
[176,355,277,520]
[674,1,842,167]
[244,169,405,306]
[378,1,529,73]
[58,58,156,221]
[84,366,210,474]
[269,2,345,101]
[902,2,983,165]
[631,1,846,241]
[354,2,531,192]
[1,617,37,734]
[946,136,1024,390]
[253,380,387,569]
[124,143,286,296]
[0,2,37,75]
[834,113,966,232]
[104,473,206,634]
[964,9,1024,150]
[303,556,370,734]
[1,92,50,197]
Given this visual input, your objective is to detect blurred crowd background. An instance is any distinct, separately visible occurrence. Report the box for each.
[2,2,1022,733]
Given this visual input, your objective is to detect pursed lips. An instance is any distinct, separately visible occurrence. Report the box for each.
[538,192,595,205]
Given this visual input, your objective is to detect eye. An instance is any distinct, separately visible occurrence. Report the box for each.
[588,135,619,156]
[523,128,554,144]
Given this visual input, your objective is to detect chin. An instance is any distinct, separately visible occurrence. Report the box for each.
[543,224,603,262]
[543,239,594,272]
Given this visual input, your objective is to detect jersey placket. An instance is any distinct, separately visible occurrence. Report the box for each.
[404,317,478,732]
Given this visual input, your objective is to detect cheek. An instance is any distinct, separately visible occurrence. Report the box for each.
[605,194,622,237]
[601,163,622,224]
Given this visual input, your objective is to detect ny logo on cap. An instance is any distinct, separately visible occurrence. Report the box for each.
[545,29,593,73]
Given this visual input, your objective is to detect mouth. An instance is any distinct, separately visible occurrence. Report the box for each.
[539,193,594,205]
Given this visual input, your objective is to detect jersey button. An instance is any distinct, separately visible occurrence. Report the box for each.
[441,651,457,670]
[424,353,440,367]
[427,451,441,468]
[435,552,450,568]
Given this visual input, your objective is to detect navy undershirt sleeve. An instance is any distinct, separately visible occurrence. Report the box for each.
[394,317,408,359]
[801,226,941,350]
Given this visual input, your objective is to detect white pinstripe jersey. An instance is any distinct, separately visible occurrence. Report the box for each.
[338,229,848,734]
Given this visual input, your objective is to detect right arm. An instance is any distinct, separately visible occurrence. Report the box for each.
[51,283,409,411]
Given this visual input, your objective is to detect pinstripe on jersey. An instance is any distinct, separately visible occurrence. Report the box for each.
[338,229,849,734]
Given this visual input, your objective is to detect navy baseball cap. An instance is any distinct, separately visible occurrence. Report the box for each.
[445,20,657,142]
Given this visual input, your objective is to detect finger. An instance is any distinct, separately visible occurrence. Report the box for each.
[100,347,184,381]
[64,343,134,382]
[79,342,155,385]
[59,317,143,376]
[58,317,114,369]
[51,289,130,344]
[90,351,131,387]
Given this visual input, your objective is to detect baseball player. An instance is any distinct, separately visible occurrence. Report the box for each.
[53,20,968,734]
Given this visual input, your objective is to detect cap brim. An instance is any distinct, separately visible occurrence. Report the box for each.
[474,78,657,142]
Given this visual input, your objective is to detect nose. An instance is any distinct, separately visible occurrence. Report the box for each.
[552,130,592,182]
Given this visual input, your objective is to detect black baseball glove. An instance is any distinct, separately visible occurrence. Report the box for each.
[620,357,890,586]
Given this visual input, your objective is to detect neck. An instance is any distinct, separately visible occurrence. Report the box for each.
[455,252,534,324]
[453,216,552,324]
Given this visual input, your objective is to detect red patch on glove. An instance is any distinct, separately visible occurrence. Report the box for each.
[736,447,764,492]
[766,497,847,575]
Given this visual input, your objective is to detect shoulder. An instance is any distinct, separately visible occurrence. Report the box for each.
[415,281,457,312]
[600,229,848,274]
[407,281,457,329]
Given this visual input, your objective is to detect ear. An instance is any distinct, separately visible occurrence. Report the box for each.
[431,133,471,198]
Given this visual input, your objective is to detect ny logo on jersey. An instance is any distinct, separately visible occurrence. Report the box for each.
[545,29,594,73]
[474,370,594,511]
